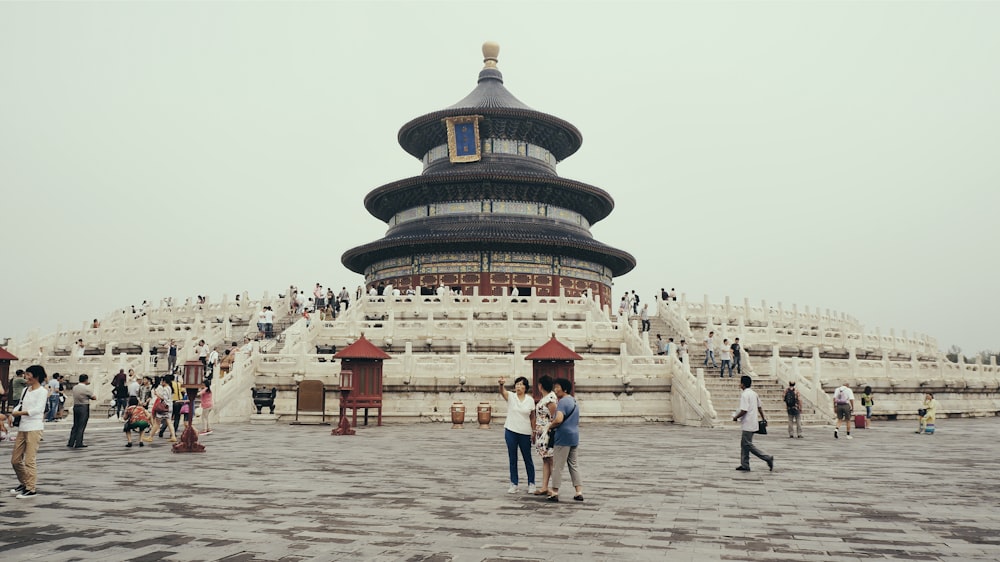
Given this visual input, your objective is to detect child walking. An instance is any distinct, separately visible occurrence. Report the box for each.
[861,386,875,428]
[199,382,213,435]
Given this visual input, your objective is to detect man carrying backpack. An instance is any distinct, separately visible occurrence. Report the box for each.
[833,381,855,440]
[784,381,803,438]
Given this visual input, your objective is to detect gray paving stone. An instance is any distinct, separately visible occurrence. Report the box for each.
[1,417,998,560]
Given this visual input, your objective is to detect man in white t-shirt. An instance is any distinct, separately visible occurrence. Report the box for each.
[719,339,733,378]
[732,375,773,472]
[703,331,718,368]
[833,382,855,439]
[196,339,209,368]
[262,306,274,339]
[207,347,219,377]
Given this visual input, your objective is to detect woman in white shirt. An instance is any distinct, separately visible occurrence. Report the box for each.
[498,376,536,495]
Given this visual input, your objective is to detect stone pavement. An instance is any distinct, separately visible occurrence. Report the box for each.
[2,414,999,561]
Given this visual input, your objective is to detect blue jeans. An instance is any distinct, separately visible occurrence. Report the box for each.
[504,429,535,486]
[720,360,733,377]
[704,350,717,367]
[46,395,60,421]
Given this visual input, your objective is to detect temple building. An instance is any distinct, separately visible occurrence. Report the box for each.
[341,43,635,307]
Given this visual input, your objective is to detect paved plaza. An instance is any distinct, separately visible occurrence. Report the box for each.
[2,414,999,561]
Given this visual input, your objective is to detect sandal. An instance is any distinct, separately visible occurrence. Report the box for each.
[546,495,559,502]
[533,489,549,496]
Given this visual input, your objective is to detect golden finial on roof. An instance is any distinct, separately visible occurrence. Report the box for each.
[482,41,500,68]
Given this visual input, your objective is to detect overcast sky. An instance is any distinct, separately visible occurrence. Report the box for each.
[1,2,997,354]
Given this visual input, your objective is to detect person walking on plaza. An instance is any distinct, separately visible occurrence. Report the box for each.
[833,381,854,439]
[733,375,774,472]
[731,338,743,374]
[547,378,583,502]
[916,392,938,434]
[719,339,733,377]
[703,331,718,368]
[8,365,48,498]
[151,377,176,443]
[122,397,151,447]
[199,382,214,435]
[167,374,185,435]
[784,381,803,438]
[533,375,558,496]
[10,370,26,413]
[67,374,96,448]
[861,385,875,428]
[498,376,536,494]
[45,373,62,422]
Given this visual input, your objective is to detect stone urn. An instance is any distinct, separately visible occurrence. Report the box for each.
[477,402,492,429]
[450,402,465,429]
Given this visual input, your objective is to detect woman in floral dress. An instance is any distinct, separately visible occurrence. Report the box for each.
[533,375,559,496]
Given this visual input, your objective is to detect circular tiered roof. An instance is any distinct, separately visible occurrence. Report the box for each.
[397,45,583,162]
[341,214,636,276]
[363,172,615,224]
[342,43,636,281]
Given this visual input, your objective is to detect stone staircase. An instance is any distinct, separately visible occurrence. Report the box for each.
[623,312,831,427]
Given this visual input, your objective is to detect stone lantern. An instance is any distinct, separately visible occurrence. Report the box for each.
[331,369,355,436]
[173,359,206,453]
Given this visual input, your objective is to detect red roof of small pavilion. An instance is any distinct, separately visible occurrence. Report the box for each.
[0,348,17,361]
[524,336,582,361]
[333,335,391,360]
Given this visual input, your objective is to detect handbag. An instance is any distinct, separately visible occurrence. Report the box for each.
[757,419,768,434]
[11,388,27,427]
[152,398,169,415]
[918,408,927,417]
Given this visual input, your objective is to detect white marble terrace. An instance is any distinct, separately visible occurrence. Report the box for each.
[6,289,999,426]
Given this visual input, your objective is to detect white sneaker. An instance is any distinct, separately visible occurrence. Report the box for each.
[846,434,853,440]
[527,484,537,494]
[506,484,518,494]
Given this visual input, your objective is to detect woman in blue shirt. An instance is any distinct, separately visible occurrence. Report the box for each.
[546,378,583,502]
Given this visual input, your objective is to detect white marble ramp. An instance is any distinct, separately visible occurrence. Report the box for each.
[2,417,997,561]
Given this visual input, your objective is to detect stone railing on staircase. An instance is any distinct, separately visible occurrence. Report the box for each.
[667,353,718,427]
[210,344,258,423]
[773,353,835,421]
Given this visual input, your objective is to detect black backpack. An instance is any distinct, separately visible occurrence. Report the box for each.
[784,387,798,410]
